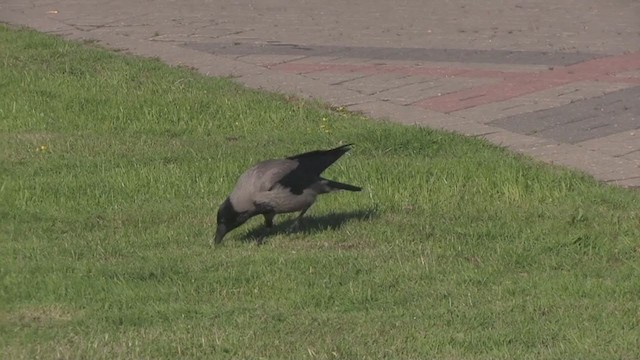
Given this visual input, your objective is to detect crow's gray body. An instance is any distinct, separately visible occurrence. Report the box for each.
[214,144,361,244]
[229,159,302,213]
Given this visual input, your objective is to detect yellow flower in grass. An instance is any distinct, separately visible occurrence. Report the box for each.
[320,117,331,134]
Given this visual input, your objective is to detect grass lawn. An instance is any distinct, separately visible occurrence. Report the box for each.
[1,25,639,359]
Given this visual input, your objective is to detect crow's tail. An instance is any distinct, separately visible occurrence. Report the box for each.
[326,179,362,192]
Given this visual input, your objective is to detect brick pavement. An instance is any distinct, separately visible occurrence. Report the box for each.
[1,0,639,186]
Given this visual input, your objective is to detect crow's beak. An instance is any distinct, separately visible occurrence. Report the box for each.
[213,225,227,245]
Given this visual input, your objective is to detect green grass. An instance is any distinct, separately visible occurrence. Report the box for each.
[1,24,639,359]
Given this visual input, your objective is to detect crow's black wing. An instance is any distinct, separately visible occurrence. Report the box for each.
[286,144,353,177]
[276,144,353,195]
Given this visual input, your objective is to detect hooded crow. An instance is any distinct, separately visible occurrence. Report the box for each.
[214,144,361,244]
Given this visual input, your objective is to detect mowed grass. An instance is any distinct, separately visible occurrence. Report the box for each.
[1,25,639,359]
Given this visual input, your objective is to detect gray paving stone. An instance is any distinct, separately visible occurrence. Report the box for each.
[452,81,633,123]
[490,86,640,144]
[4,0,640,56]
[302,70,371,85]
[479,131,558,153]
[234,54,307,66]
[339,73,432,95]
[519,143,640,181]
[346,101,504,136]
[621,150,640,167]
[184,43,604,66]
[576,130,640,157]
[275,56,342,65]
[377,77,498,105]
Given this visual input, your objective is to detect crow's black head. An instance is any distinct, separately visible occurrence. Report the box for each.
[214,197,250,244]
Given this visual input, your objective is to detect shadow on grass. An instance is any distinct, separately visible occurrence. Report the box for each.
[239,207,378,243]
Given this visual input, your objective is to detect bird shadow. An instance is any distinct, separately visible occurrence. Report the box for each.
[239,207,378,243]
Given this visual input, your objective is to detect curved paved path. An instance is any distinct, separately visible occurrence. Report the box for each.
[2,0,639,187]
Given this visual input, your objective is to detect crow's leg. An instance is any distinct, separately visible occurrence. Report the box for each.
[256,213,276,245]
[263,212,275,228]
[288,206,310,232]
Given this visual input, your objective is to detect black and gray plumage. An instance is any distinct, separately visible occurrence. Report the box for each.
[214,144,361,244]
